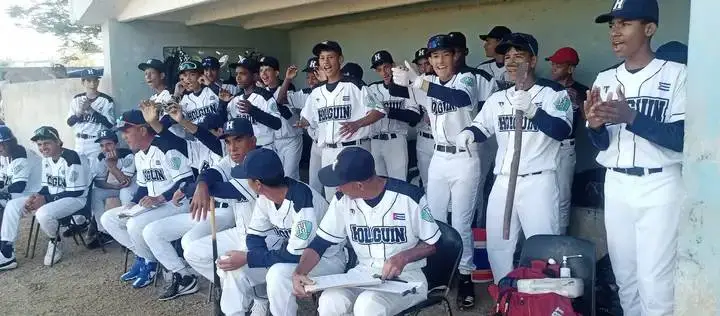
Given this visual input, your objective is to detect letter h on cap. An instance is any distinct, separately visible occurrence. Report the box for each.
[613,0,625,10]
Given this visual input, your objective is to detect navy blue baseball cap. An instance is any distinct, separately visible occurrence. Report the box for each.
[412,48,429,63]
[302,57,319,72]
[318,147,375,187]
[116,109,147,131]
[229,57,260,74]
[198,113,226,131]
[80,68,101,79]
[595,0,659,24]
[202,56,220,69]
[341,63,364,81]
[479,26,512,41]
[496,33,539,56]
[259,56,280,71]
[231,148,284,181]
[426,34,455,53]
[370,50,394,69]
[138,59,166,72]
[95,129,118,143]
[0,125,15,143]
[313,40,343,57]
[219,118,254,139]
[656,41,687,65]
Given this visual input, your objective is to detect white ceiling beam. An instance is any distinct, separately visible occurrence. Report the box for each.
[118,0,219,22]
[186,0,330,26]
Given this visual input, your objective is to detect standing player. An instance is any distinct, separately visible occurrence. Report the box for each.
[412,48,432,75]
[221,148,344,316]
[546,47,589,234]
[88,129,137,248]
[175,59,223,142]
[291,147,441,316]
[410,48,435,188]
[586,1,685,314]
[477,26,513,88]
[297,40,386,199]
[456,33,572,282]
[367,50,421,180]
[66,69,115,159]
[101,110,194,289]
[0,127,88,267]
[202,56,239,95]
[224,57,282,148]
[391,34,479,307]
[259,56,303,180]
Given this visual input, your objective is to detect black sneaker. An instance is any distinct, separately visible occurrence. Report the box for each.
[457,274,475,309]
[63,222,88,237]
[159,273,199,301]
[87,232,114,249]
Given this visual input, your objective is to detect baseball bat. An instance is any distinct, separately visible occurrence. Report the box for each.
[209,197,222,316]
[502,63,529,240]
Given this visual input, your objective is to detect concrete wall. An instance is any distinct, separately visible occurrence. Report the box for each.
[102,19,291,113]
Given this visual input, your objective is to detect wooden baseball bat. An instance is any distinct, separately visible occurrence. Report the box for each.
[209,197,222,316]
[503,63,529,240]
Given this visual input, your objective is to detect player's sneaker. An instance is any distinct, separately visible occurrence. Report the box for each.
[62,221,88,238]
[457,274,475,309]
[87,232,114,249]
[250,299,270,316]
[132,261,157,289]
[0,248,17,271]
[43,240,63,266]
[121,257,145,282]
[158,273,199,301]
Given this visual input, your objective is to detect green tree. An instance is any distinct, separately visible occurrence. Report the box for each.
[6,0,101,64]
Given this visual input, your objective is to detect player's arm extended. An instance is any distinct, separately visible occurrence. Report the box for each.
[294,236,335,276]
[422,82,473,108]
[529,109,572,141]
[187,168,243,199]
[250,99,282,130]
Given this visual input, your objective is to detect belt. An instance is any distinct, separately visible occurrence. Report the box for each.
[326,139,369,149]
[519,171,544,178]
[76,133,96,139]
[215,201,229,208]
[419,132,434,139]
[372,133,398,141]
[435,144,466,154]
[610,167,663,177]
[257,142,274,149]
[560,139,575,147]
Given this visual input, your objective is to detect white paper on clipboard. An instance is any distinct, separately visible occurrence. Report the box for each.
[355,281,423,295]
[304,274,382,293]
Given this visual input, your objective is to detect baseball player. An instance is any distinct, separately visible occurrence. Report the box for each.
[456,32,573,283]
[546,47,590,234]
[341,62,366,85]
[87,129,137,249]
[412,48,432,75]
[367,50,421,180]
[586,1,685,314]
[202,56,239,96]
[221,148,344,316]
[408,49,435,188]
[0,127,88,267]
[297,41,386,199]
[391,34,480,307]
[277,57,326,195]
[178,60,223,124]
[259,56,304,180]
[100,110,194,289]
[477,26,513,88]
[223,57,282,148]
[292,146,441,315]
[66,69,115,159]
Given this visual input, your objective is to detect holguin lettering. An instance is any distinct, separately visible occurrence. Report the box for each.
[350,225,407,245]
[318,105,351,123]
[47,176,66,188]
[186,105,217,122]
[626,97,669,122]
[382,100,405,110]
[431,100,458,115]
[143,168,167,182]
[498,115,539,132]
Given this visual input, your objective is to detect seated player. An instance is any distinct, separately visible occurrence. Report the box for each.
[291,147,441,316]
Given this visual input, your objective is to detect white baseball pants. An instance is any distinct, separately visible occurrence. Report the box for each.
[475,137,498,225]
[143,206,234,273]
[556,141,576,234]
[185,226,247,281]
[371,135,408,181]
[318,265,427,316]
[427,149,480,274]
[321,141,371,200]
[75,139,101,162]
[604,166,683,316]
[486,172,560,282]
[1,196,86,242]
[308,141,323,196]
[101,203,186,260]
[415,134,434,189]
[275,136,303,181]
[91,186,136,232]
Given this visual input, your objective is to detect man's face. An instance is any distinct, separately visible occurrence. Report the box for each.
[144,69,164,87]
[83,78,99,91]
[182,70,202,91]
[36,139,61,158]
[306,71,320,87]
[550,62,574,82]
[337,182,364,199]
[203,68,219,83]
[609,18,654,58]
[483,38,501,57]
[318,51,342,78]
[259,66,279,87]
[374,63,393,85]
[99,139,117,154]
[224,135,257,164]
[429,49,456,78]
[415,58,431,75]
[504,47,536,82]
[121,126,145,151]
[0,143,9,157]
[235,67,253,89]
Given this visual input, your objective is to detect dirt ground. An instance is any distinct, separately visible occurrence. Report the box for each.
[0,216,494,316]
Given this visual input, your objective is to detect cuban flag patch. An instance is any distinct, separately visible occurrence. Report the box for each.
[392,213,406,220]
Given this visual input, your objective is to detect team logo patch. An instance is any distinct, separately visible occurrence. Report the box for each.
[295,220,313,240]
[420,206,434,223]
[554,97,572,112]
[170,157,182,170]
[392,213,405,220]
[460,76,475,88]
[12,164,23,174]
[123,158,132,167]
[69,171,78,182]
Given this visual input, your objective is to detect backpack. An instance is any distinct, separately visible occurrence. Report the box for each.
[488,260,581,316]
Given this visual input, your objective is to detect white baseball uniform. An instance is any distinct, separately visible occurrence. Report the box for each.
[67,93,115,158]
[101,136,193,262]
[415,114,434,189]
[219,178,344,316]
[270,82,304,180]
[366,81,421,180]
[300,77,387,199]
[152,89,187,138]
[315,179,441,316]
[226,87,282,148]
[90,148,137,233]
[213,81,240,96]
[0,146,42,213]
[287,87,324,195]
[590,59,686,316]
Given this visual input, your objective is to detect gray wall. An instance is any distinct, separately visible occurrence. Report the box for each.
[103,20,291,113]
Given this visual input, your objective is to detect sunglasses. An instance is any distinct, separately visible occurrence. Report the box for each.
[179,62,200,72]
[33,127,59,140]
[116,118,145,129]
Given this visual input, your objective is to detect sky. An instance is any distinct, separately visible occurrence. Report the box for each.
[0,1,65,63]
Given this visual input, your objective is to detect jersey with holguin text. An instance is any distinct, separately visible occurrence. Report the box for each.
[227,87,281,147]
[93,148,136,182]
[180,85,220,124]
[134,137,193,197]
[366,81,421,135]
[2,146,42,196]
[42,149,89,197]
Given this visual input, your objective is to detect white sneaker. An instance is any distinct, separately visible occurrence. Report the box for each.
[0,250,17,270]
[44,240,63,266]
[249,299,269,316]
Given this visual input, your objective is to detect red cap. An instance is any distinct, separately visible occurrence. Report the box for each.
[545,47,579,65]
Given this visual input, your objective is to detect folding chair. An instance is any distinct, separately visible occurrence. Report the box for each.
[518,234,597,316]
[396,221,462,316]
